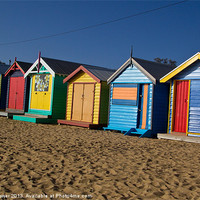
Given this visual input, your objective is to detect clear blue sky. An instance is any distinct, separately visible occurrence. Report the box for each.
[0,0,199,69]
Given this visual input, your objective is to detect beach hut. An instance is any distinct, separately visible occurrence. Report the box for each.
[58,65,115,128]
[160,52,200,137]
[0,62,9,110]
[104,56,176,138]
[3,60,32,117]
[13,57,84,123]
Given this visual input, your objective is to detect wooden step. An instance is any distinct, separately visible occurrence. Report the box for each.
[24,113,49,118]
[6,108,24,114]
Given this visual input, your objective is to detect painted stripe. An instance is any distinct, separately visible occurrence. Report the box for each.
[145,84,150,129]
[112,99,137,106]
[113,87,137,100]
[186,80,191,135]
[167,80,172,133]
[113,83,137,88]
[160,53,200,82]
[141,84,148,129]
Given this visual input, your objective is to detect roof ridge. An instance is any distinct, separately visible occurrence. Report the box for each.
[133,57,173,67]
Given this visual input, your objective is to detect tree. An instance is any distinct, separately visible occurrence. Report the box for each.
[154,57,177,67]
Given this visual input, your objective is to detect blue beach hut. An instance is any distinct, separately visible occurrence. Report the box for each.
[160,52,200,137]
[105,56,176,138]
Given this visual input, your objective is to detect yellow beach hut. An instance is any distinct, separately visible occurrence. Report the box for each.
[58,65,115,128]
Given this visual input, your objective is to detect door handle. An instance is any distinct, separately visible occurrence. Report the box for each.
[138,109,141,112]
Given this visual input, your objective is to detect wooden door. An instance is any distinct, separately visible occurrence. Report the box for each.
[30,74,52,110]
[82,84,94,122]
[8,77,25,110]
[173,80,189,133]
[72,84,84,121]
[71,83,94,122]
[137,84,149,129]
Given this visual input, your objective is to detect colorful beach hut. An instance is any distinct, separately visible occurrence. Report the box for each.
[13,57,83,123]
[105,56,176,138]
[58,65,115,128]
[160,52,200,137]
[0,62,9,110]
[4,60,32,117]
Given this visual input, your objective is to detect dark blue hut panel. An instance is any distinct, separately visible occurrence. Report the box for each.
[152,83,170,133]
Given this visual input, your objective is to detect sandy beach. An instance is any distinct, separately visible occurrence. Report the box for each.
[0,116,199,200]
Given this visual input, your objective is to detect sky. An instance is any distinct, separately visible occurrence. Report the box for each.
[0,0,199,70]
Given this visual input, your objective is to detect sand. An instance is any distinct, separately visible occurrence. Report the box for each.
[0,116,199,200]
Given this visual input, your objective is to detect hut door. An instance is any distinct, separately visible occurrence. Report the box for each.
[137,84,149,129]
[8,77,25,110]
[72,83,94,122]
[30,74,52,111]
[173,80,189,133]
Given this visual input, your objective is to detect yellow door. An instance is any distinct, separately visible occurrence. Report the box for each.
[71,83,94,122]
[82,84,94,122]
[30,74,52,110]
[72,84,83,121]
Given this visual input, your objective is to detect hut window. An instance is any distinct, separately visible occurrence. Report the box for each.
[34,74,50,92]
[112,84,138,106]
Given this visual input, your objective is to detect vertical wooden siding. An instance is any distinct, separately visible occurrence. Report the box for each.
[51,75,67,119]
[188,80,200,133]
[99,81,109,124]
[66,71,100,124]
[152,83,170,133]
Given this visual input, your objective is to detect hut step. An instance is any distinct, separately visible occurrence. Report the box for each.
[124,128,152,138]
[24,113,49,118]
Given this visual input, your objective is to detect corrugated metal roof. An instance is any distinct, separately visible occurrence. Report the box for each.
[83,65,115,81]
[134,57,176,80]
[0,63,10,74]
[42,57,115,80]
[108,57,177,84]
[17,61,32,73]
[42,57,82,75]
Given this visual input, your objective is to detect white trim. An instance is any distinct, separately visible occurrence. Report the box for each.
[160,52,200,81]
[107,57,156,84]
[132,58,156,84]
[24,58,55,78]
[107,58,131,84]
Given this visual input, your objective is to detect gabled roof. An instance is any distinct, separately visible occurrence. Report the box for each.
[4,61,32,76]
[107,57,176,84]
[42,57,82,75]
[63,65,115,83]
[17,61,33,72]
[160,52,200,82]
[0,63,10,74]
[24,57,84,78]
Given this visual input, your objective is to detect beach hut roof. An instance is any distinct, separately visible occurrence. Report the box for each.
[5,61,32,76]
[160,52,200,83]
[108,57,176,84]
[63,65,115,83]
[42,57,82,75]
[24,57,92,78]
[0,63,10,74]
